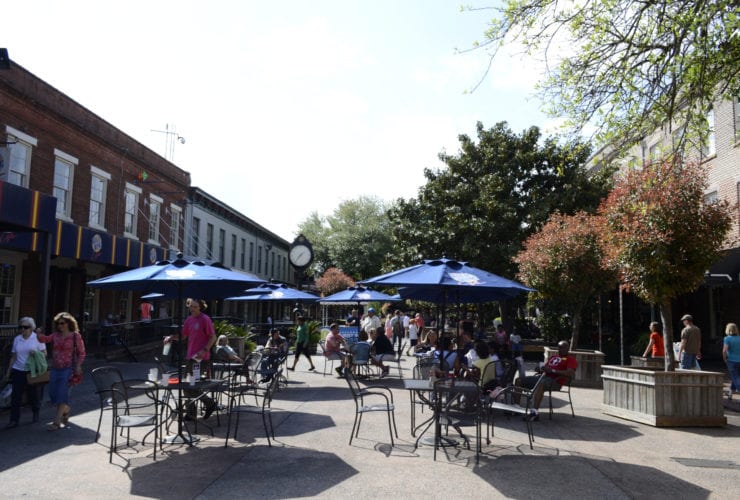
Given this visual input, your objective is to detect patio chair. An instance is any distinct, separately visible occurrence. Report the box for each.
[487,372,547,450]
[91,366,151,443]
[224,369,282,447]
[319,340,343,377]
[434,378,484,462]
[410,358,436,434]
[350,342,372,378]
[344,369,398,446]
[109,380,160,462]
[546,375,575,419]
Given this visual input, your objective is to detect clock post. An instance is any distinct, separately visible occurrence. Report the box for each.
[289,234,314,291]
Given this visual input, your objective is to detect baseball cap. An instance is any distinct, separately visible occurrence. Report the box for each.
[680,314,693,321]
[368,307,376,313]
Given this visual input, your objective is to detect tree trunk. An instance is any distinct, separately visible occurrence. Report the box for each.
[659,300,676,371]
[570,309,582,351]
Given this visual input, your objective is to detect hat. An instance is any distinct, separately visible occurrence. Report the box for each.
[681,314,693,321]
[368,308,376,313]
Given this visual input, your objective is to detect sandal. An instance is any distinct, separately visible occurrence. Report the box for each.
[47,423,62,431]
[61,413,70,425]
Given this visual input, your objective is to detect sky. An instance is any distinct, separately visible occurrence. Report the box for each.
[4,0,554,242]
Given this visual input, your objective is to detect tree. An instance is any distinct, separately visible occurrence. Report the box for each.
[472,0,739,155]
[314,268,356,297]
[599,160,733,370]
[297,196,393,280]
[387,121,613,279]
[515,211,616,349]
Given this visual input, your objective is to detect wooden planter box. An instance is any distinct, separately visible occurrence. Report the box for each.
[543,347,604,388]
[601,365,726,427]
[630,356,678,369]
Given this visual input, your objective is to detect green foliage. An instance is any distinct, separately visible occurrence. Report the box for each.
[297,196,393,280]
[387,122,614,278]
[214,320,257,354]
[537,305,572,344]
[471,0,739,156]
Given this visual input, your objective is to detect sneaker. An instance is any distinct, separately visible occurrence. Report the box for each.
[335,366,344,376]
[287,367,295,372]
[203,403,217,420]
[308,367,316,371]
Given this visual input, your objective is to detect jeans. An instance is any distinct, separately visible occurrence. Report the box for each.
[680,352,697,370]
[727,360,740,392]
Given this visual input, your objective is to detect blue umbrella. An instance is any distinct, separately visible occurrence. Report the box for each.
[360,258,533,302]
[320,286,399,338]
[225,282,319,302]
[87,253,265,445]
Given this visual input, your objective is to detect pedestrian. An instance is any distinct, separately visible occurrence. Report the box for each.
[36,312,86,431]
[3,317,46,429]
[289,316,316,372]
[678,314,701,370]
[390,310,405,355]
[642,321,665,358]
[723,323,740,400]
[406,317,419,356]
[164,299,218,419]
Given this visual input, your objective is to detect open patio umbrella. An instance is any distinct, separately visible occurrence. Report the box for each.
[225,282,319,302]
[360,257,533,330]
[87,253,265,444]
[320,286,399,339]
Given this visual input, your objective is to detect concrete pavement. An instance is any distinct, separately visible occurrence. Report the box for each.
[1,354,739,499]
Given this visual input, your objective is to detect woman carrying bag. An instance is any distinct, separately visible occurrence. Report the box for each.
[3,317,47,429]
[37,312,86,431]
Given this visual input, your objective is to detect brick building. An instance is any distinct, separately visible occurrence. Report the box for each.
[0,60,191,333]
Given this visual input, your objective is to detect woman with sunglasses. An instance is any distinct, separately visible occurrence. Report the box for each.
[37,312,86,431]
[3,317,46,429]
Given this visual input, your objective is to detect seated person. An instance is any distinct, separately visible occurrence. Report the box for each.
[324,323,350,376]
[214,335,243,363]
[415,328,439,354]
[433,336,458,378]
[471,341,503,391]
[455,330,476,372]
[370,327,395,378]
[515,340,577,420]
[260,328,288,382]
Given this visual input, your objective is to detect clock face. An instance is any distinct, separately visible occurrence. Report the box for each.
[289,244,312,268]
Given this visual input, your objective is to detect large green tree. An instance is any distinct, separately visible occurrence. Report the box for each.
[387,122,613,280]
[515,211,616,349]
[599,160,733,370]
[297,196,393,280]
[472,0,739,155]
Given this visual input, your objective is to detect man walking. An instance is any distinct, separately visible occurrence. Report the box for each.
[679,314,701,370]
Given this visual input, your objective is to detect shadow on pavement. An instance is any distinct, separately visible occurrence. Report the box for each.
[128,445,358,499]
[474,453,711,499]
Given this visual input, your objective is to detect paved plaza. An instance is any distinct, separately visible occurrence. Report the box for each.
[1,355,739,499]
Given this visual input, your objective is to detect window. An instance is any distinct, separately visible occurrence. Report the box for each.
[231,234,237,267]
[240,238,246,269]
[53,149,78,219]
[257,245,262,275]
[148,194,162,244]
[3,126,37,187]
[219,229,226,263]
[704,190,718,205]
[249,242,254,271]
[0,260,17,324]
[206,223,214,260]
[270,251,275,278]
[170,204,182,250]
[648,142,662,163]
[191,217,201,256]
[702,108,716,158]
[89,166,110,230]
[123,183,141,238]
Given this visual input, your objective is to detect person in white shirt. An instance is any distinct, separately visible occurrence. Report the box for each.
[4,317,46,428]
[362,308,381,338]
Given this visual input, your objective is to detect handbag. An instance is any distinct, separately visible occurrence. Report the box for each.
[27,370,50,385]
[68,332,84,386]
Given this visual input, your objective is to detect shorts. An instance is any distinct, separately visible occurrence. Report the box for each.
[294,342,311,358]
[409,339,418,347]
[48,367,72,405]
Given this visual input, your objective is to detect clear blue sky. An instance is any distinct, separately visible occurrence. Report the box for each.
[5,0,553,241]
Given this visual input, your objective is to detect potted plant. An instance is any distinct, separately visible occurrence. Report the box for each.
[214,320,256,357]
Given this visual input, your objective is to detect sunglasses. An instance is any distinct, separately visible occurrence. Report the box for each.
[21,325,32,329]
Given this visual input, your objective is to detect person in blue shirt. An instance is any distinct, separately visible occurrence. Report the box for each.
[723,323,740,400]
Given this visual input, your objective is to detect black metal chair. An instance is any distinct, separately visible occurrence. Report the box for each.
[487,372,547,449]
[91,366,151,443]
[410,358,436,435]
[434,378,484,462]
[224,369,282,447]
[109,380,160,462]
[344,369,398,446]
[546,375,575,419]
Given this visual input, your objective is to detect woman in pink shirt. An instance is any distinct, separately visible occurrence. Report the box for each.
[37,312,86,431]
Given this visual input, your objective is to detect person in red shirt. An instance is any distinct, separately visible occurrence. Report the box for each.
[515,340,577,419]
[642,321,665,358]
